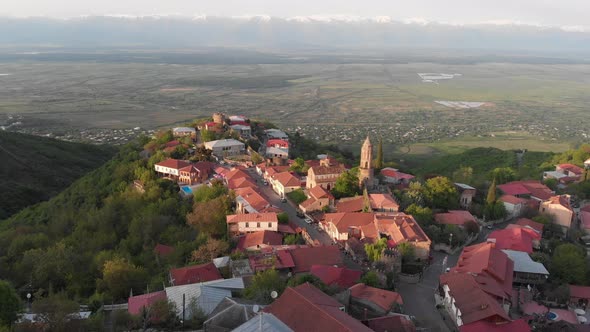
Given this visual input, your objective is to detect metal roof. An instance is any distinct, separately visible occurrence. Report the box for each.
[502,250,549,275]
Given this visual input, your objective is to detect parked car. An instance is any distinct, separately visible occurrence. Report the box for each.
[296,210,304,218]
[281,197,287,203]
[304,217,313,224]
[486,225,493,230]
[263,180,268,186]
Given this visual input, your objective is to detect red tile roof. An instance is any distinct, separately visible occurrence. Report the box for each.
[488,228,535,253]
[224,168,251,182]
[451,242,514,299]
[581,210,590,231]
[169,262,222,286]
[226,213,278,224]
[324,212,375,234]
[365,315,416,332]
[439,273,511,325]
[376,214,431,244]
[336,196,365,213]
[264,283,373,332]
[289,245,343,273]
[235,187,271,212]
[249,249,296,272]
[558,163,584,175]
[236,231,283,251]
[164,140,181,148]
[505,224,542,240]
[515,218,544,233]
[310,265,363,289]
[498,181,553,200]
[155,158,190,170]
[545,195,573,211]
[434,210,478,226]
[128,291,167,315]
[309,185,333,200]
[154,243,175,256]
[380,168,415,180]
[369,193,399,211]
[227,176,257,190]
[499,195,527,205]
[266,139,290,148]
[273,172,301,187]
[349,283,403,311]
[570,284,590,300]
[460,319,531,332]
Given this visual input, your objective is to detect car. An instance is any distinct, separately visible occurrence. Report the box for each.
[304,217,313,224]
[445,267,450,273]
[281,197,287,203]
[486,225,493,230]
[263,180,268,186]
[296,211,304,218]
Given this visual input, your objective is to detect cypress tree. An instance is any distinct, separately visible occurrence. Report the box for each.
[375,137,383,170]
[486,178,497,205]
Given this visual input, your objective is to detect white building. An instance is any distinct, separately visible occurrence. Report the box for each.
[265,129,289,141]
[204,139,245,157]
[230,124,251,138]
[173,127,197,138]
[265,146,289,159]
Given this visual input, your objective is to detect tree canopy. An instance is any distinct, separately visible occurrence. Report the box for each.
[424,176,458,209]
[551,244,588,285]
[0,280,20,327]
[332,168,360,199]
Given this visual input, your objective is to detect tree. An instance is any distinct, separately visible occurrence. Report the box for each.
[244,269,286,304]
[551,244,588,284]
[283,234,304,245]
[200,129,216,142]
[139,299,178,330]
[289,157,309,174]
[186,196,232,237]
[397,242,416,262]
[32,292,79,332]
[365,238,388,262]
[400,182,425,208]
[362,187,371,212]
[489,167,516,184]
[404,204,433,226]
[192,180,227,203]
[190,238,230,263]
[453,166,473,184]
[277,212,290,224]
[424,177,458,209]
[375,137,383,170]
[101,257,148,301]
[332,169,360,199]
[486,178,497,205]
[544,178,558,191]
[0,280,20,327]
[286,189,307,205]
[360,271,380,288]
[287,274,328,292]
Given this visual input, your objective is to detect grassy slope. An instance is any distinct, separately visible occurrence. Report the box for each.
[0,131,115,219]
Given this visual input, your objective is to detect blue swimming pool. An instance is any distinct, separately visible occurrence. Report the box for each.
[181,186,193,195]
[547,312,558,321]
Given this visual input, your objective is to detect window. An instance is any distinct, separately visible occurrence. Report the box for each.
[257,222,261,228]
[245,222,249,227]
[268,222,272,228]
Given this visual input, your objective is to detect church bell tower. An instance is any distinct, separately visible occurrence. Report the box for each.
[359,136,374,188]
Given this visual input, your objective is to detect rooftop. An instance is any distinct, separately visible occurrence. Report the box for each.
[434,210,477,226]
[169,262,223,286]
[501,250,549,275]
[459,319,531,332]
[310,265,363,289]
[264,283,373,332]
[273,172,301,187]
[155,158,190,170]
[349,283,403,311]
[226,213,278,224]
[236,231,283,251]
[289,245,343,274]
[204,139,245,149]
[515,218,544,233]
[487,228,535,253]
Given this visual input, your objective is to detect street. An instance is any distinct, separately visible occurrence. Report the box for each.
[247,168,333,245]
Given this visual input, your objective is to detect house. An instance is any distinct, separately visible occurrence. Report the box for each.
[580,205,590,235]
[233,312,293,332]
[128,291,167,315]
[165,278,245,317]
[499,195,527,218]
[201,121,224,133]
[236,231,283,251]
[154,159,190,181]
[569,284,590,307]
[515,218,544,232]
[309,265,363,289]
[455,183,476,209]
[223,167,251,183]
[235,187,272,214]
[266,139,290,150]
[306,158,346,190]
[380,168,415,185]
[434,210,479,231]
[585,158,590,169]
[230,124,251,138]
[364,315,416,332]
[264,129,289,141]
[264,165,291,181]
[169,262,222,286]
[271,172,301,198]
[226,213,279,237]
[321,213,431,259]
[264,283,373,332]
[556,164,584,178]
[439,272,511,327]
[204,139,245,157]
[172,127,197,139]
[502,250,549,285]
[335,193,399,213]
[505,224,541,249]
[229,115,248,124]
[459,319,531,332]
[449,242,514,302]
[248,248,296,273]
[203,297,261,331]
[487,228,537,253]
[498,181,553,201]
[289,245,343,274]
[266,146,289,159]
[227,176,257,190]
[299,185,335,213]
[349,283,404,316]
[539,195,574,232]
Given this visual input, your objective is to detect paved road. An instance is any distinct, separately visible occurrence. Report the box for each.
[397,251,460,332]
[247,168,333,245]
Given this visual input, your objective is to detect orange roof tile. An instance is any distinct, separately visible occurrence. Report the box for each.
[226,213,278,224]
[273,172,301,187]
[435,210,477,226]
[155,158,190,170]
[236,231,283,250]
[349,283,403,311]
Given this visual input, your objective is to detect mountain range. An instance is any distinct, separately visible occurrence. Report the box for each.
[1,16,590,54]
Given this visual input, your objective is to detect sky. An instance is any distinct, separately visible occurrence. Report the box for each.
[1,0,589,28]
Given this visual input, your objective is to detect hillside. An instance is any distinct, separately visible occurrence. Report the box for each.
[0,131,115,219]
[414,147,553,183]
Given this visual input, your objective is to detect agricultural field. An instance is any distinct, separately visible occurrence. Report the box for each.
[0,50,589,151]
